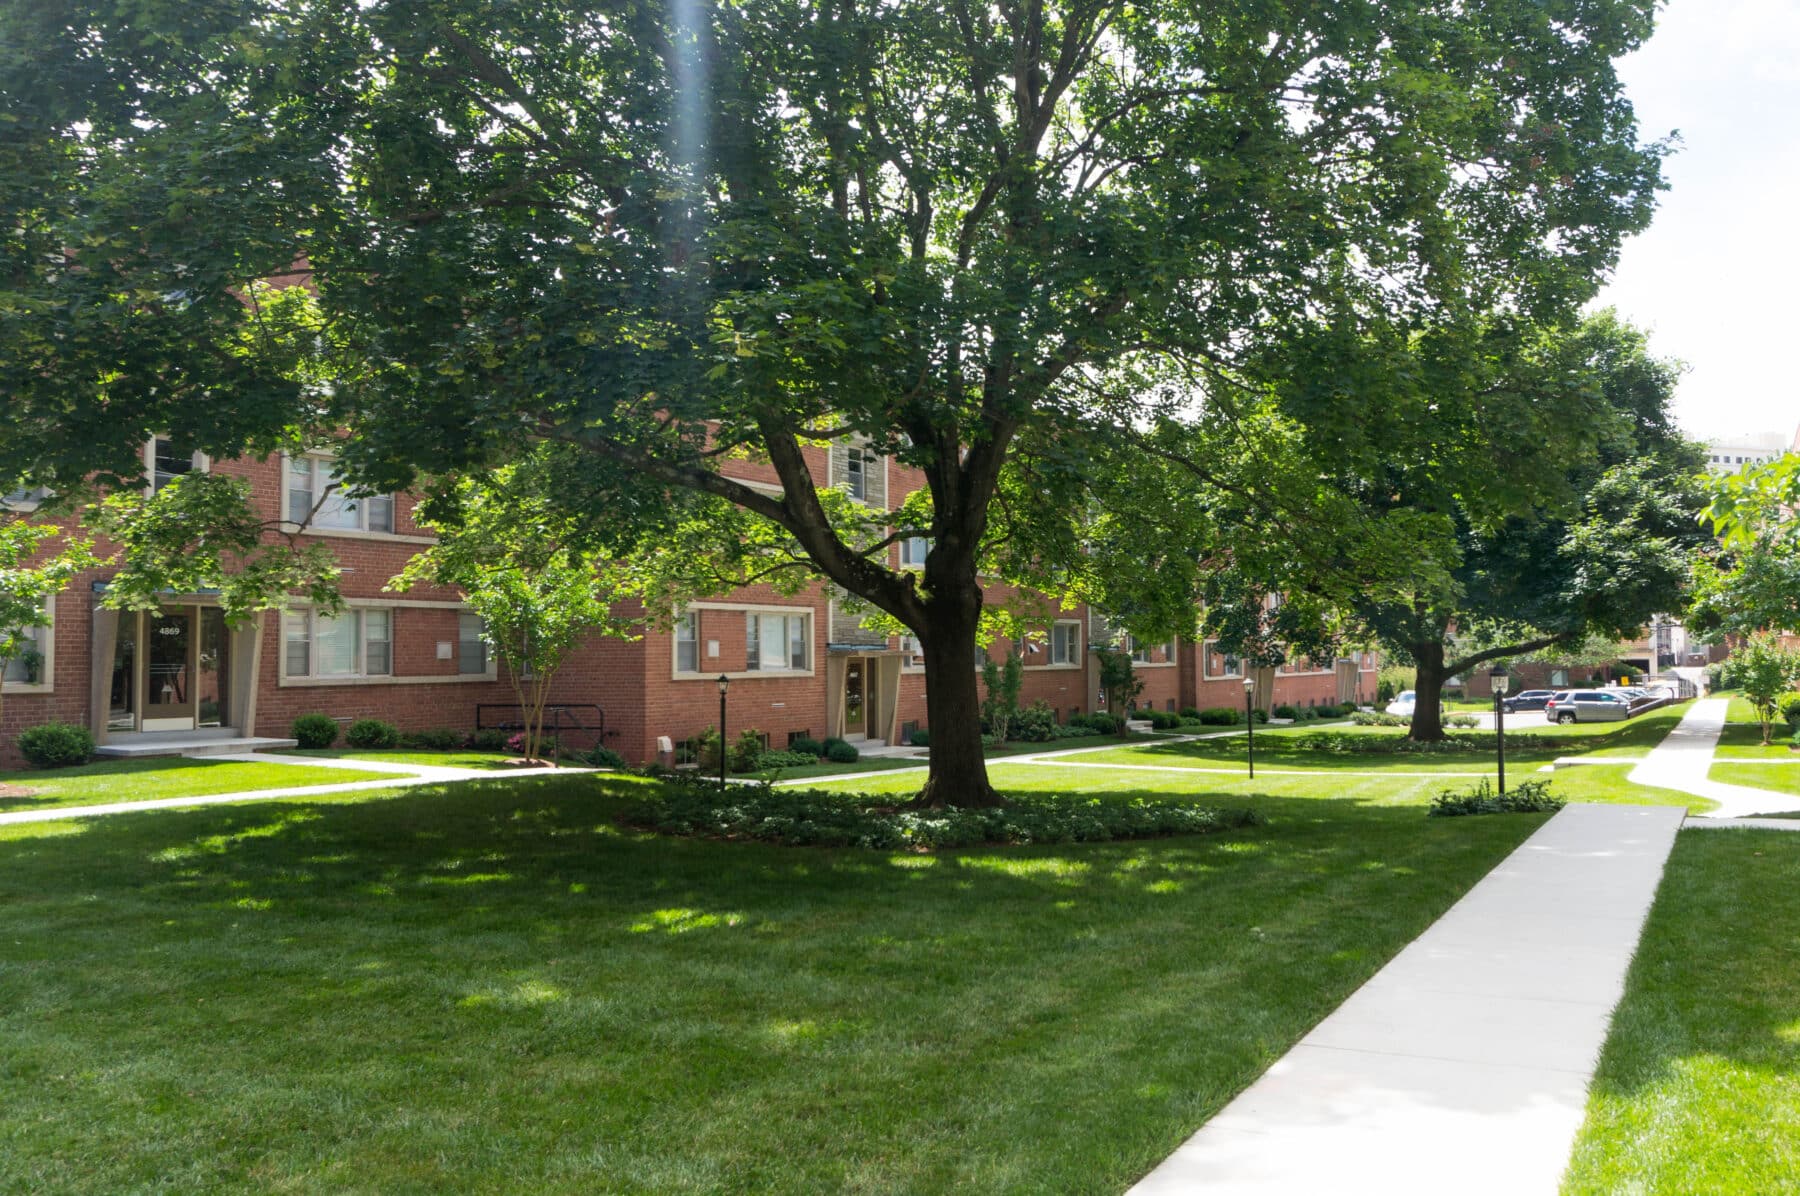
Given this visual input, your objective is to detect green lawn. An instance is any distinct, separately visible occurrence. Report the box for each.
[1709,762,1800,797]
[742,732,1193,782]
[0,767,1542,1193]
[288,748,520,771]
[0,757,395,814]
[1562,828,1800,1194]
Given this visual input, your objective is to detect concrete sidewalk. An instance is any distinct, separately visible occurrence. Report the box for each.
[1128,802,1686,1196]
[1626,698,1796,818]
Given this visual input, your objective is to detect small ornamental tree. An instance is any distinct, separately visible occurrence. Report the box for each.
[1730,632,1800,747]
[1096,649,1143,730]
[392,469,631,764]
[0,519,96,729]
[979,651,1024,744]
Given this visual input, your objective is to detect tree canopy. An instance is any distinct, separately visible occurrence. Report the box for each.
[0,0,1670,800]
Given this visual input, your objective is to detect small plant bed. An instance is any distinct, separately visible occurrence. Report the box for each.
[1427,778,1564,818]
[0,757,395,814]
[620,777,1264,850]
[286,749,520,772]
[1563,829,1800,1194]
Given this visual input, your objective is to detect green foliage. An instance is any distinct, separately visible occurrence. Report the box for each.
[1197,707,1242,726]
[290,714,339,750]
[1096,650,1143,721]
[1377,666,1417,703]
[622,779,1265,851]
[729,729,766,774]
[1428,778,1564,818]
[0,521,96,727]
[87,474,341,626]
[586,747,628,769]
[907,730,930,748]
[344,719,400,750]
[1146,710,1183,730]
[406,728,463,751]
[1293,730,1562,755]
[692,727,724,773]
[825,741,860,765]
[15,721,94,769]
[470,730,510,753]
[1272,704,1299,720]
[1072,712,1121,735]
[1010,700,1059,743]
[1445,714,1481,729]
[1729,633,1800,746]
[754,750,819,770]
[1781,694,1800,727]
[1352,711,1412,727]
[980,652,1024,743]
[788,737,824,758]
[1179,707,1202,720]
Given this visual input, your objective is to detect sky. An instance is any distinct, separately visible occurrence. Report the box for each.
[1591,0,1800,445]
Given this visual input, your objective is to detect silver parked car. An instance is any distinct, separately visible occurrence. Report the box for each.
[1546,690,1631,724]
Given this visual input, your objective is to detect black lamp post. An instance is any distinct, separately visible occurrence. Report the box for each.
[1489,663,1510,795]
[1243,675,1257,780]
[717,673,730,788]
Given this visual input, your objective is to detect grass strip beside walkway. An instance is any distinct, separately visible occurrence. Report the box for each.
[0,757,396,814]
[1562,828,1800,1194]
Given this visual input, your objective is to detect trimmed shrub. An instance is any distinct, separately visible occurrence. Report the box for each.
[1444,714,1480,729]
[1076,712,1121,735]
[506,731,560,758]
[1291,730,1563,755]
[16,721,94,769]
[1049,723,1095,739]
[408,727,462,750]
[1271,703,1299,720]
[1146,710,1183,730]
[729,728,766,773]
[1352,710,1410,727]
[470,729,510,752]
[1311,703,1343,719]
[1012,700,1059,742]
[620,776,1267,850]
[1180,707,1203,720]
[345,718,401,749]
[587,747,628,769]
[1251,708,1268,724]
[1428,778,1564,818]
[789,736,824,758]
[825,740,860,764]
[908,729,930,747]
[755,749,819,770]
[1197,707,1241,726]
[290,713,339,750]
[1780,693,1800,726]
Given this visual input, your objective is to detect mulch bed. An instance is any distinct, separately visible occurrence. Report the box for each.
[0,784,41,799]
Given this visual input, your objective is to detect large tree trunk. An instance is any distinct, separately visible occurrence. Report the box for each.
[914,581,1003,809]
[1408,639,1448,742]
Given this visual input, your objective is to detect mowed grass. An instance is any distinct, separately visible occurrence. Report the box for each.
[1562,829,1800,1194]
[0,757,395,814]
[1709,763,1800,797]
[0,767,1541,1194]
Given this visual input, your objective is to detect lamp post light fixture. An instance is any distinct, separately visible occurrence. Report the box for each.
[1489,664,1510,795]
[717,674,730,789]
[1243,675,1257,780]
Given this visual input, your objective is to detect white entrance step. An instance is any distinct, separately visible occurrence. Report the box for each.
[95,732,300,759]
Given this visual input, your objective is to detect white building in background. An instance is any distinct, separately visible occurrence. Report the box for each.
[1703,429,1791,474]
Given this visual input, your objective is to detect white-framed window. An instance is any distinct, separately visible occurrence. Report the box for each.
[458,613,489,675]
[674,611,699,673]
[1,598,52,690]
[899,536,928,568]
[286,453,395,534]
[900,634,922,669]
[283,608,394,679]
[1203,640,1242,679]
[846,452,867,501]
[1,485,50,512]
[745,611,809,672]
[1126,634,1176,664]
[1049,622,1080,666]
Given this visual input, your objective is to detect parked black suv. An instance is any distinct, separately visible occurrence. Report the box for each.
[1501,689,1556,713]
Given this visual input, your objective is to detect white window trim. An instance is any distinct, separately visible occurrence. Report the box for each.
[898,534,929,570]
[899,633,924,673]
[672,610,701,676]
[670,601,816,680]
[279,451,433,544]
[1,594,55,695]
[1032,620,1082,670]
[144,437,210,496]
[745,610,811,674]
[1202,639,1243,680]
[1125,633,1179,669]
[278,601,499,687]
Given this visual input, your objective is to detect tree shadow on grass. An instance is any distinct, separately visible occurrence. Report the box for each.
[0,774,1550,1194]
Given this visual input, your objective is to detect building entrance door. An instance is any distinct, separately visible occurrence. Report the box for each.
[843,658,867,738]
[142,609,198,731]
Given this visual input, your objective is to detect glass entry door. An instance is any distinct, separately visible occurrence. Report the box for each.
[843,659,867,737]
[142,609,198,730]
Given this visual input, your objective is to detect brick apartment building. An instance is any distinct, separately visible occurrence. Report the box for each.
[2,436,1375,767]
